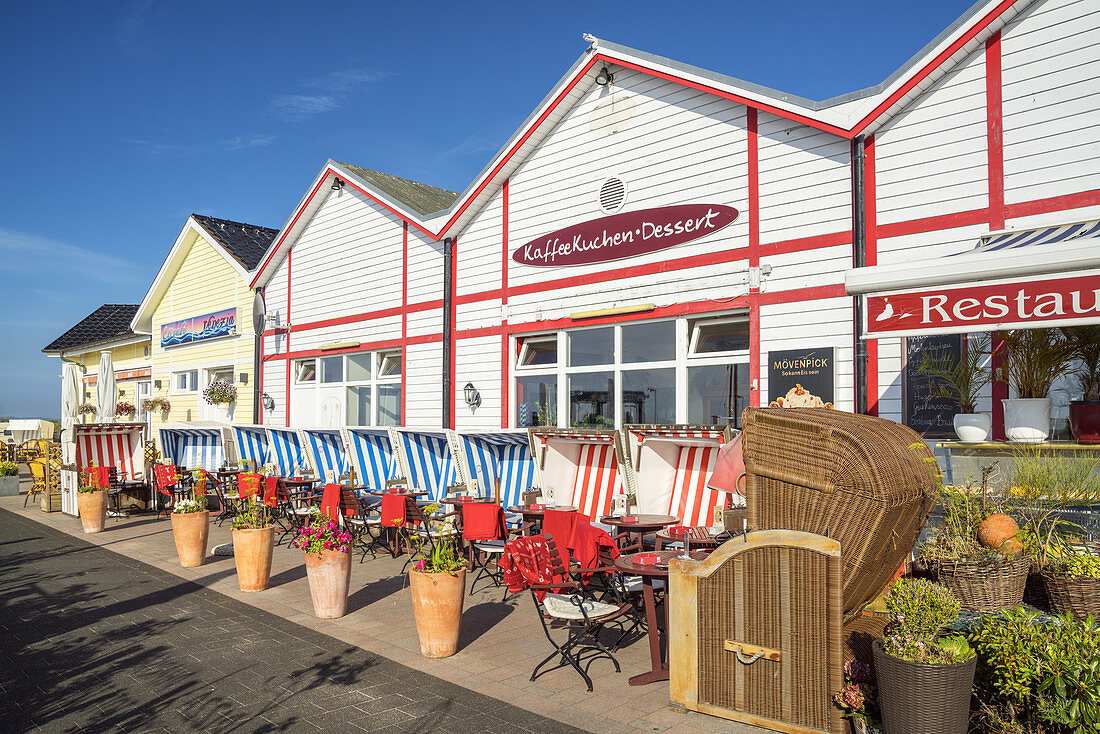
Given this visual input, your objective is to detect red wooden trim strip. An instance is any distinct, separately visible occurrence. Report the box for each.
[747,107,762,408]
[402,221,409,425]
[851,0,1017,135]
[1004,189,1100,219]
[865,134,878,416]
[986,31,1005,231]
[877,208,988,239]
[449,236,458,428]
[264,334,444,363]
[285,250,292,426]
[501,179,510,429]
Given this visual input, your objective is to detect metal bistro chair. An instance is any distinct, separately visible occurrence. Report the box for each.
[25,460,47,507]
[500,534,632,692]
[461,502,510,594]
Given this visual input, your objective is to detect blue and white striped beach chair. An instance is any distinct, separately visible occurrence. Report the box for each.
[231,424,270,471]
[158,425,232,471]
[344,427,399,493]
[448,430,537,510]
[300,427,349,483]
[266,427,309,476]
[391,428,461,502]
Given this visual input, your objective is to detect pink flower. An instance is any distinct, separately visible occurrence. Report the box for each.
[323,541,332,550]
[416,560,425,571]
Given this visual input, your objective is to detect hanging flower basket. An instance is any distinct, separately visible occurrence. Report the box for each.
[141,397,171,413]
[202,379,237,406]
[115,401,136,418]
[77,403,97,416]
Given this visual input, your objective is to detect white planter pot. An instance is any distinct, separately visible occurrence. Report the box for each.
[953,413,992,443]
[1002,398,1052,443]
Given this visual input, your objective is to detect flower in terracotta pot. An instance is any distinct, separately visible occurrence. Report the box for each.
[76,467,108,533]
[917,334,993,443]
[403,504,467,658]
[232,496,274,592]
[873,579,975,734]
[170,470,210,567]
[292,515,354,619]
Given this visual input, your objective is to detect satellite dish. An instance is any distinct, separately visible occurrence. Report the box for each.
[252,290,267,334]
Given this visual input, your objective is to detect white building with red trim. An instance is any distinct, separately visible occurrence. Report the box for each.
[250,0,1099,439]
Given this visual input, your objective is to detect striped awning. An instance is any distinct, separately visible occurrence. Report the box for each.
[956,219,1100,255]
[159,427,225,471]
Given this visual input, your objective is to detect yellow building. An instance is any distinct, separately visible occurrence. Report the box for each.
[42,304,154,422]
[131,215,277,427]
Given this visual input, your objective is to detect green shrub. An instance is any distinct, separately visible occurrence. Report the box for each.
[971,608,1100,733]
[0,461,18,477]
[880,578,971,664]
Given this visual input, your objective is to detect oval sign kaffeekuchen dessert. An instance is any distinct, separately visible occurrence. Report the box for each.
[512,203,739,267]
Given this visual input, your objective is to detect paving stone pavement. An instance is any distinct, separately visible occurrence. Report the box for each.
[0,508,583,734]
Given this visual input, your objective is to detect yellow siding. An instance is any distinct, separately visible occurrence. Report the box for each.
[71,339,153,417]
[148,232,256,426]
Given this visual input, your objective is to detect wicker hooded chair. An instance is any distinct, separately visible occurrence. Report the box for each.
[670,407,937,734]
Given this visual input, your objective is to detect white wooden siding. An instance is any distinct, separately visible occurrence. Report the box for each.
[759,297,854,412]
[1002,0,1100,205]
[404,342,443,428]
[454,335,502,430]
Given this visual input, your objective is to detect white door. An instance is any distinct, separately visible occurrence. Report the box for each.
[136,381,152,427]
[318,387,344,427]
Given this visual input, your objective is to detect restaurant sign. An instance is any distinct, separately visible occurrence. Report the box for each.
[513,204,738,267]
[160,308,237,348]
[866,274,1100,336]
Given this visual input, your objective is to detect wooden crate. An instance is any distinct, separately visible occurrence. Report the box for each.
[40,490,62,512]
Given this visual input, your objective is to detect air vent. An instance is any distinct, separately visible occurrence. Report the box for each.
[598,176,627,214]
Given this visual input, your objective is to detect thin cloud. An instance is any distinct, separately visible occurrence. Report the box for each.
[131,133,276,156]
[114,0,161,56]
[0,228,149,289]
[270,69,389,122]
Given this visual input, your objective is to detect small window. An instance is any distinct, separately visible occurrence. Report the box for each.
[347,353,372,382]
[320,356,343,383]
[295,359,317,383]
[379,350,402,377]
[518,336,557,367]
[568,327,614,367]
[689,318,749,354]
[173,370,199,392]
[621,321,674,363]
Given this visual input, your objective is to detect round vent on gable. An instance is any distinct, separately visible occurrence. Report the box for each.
[598,176,627,214]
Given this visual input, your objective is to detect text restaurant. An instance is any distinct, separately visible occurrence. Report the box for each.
[250,0,1099,442]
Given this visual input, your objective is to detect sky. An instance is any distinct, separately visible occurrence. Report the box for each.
[0,0,977,418]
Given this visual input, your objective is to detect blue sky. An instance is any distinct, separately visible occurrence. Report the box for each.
[0,0,974,418]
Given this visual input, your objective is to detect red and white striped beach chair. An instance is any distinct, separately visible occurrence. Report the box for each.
[527,429,626,523]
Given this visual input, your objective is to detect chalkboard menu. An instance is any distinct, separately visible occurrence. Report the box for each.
[905,334,964,437]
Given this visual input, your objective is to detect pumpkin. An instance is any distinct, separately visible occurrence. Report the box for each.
[977,513,1020,550]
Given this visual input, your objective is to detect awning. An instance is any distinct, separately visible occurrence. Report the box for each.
[845,220,1100,338]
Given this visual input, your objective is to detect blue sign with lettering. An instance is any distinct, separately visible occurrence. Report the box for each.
[160,308,237,348]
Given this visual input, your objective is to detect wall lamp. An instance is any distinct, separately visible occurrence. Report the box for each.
[331,177,345,191]
[463,382,481,409]
[261,393,275,412]
[595,67,614,87]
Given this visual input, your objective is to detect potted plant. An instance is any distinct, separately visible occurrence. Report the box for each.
[1062,325,1100,443]
[917,334,993,442]
[202,379,236,421]
[232,496,274,592]
[76,468,108,533]
[170,470,210,567]
[115,401,136,419]
[832,660,880,734]
[997,328,1075,443]
[1042,542,1100,617]
[77,403,96,424]
[404,507,467,658]
[292,515,354,618]
[141,397,171,418]
[0,460,19,497]
[872,578,976,734]
[970,607,1100,733]
[919,485,1030,612]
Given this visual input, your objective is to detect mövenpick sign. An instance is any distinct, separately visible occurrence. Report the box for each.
[513,204,738,267]
[866,274,1100,335]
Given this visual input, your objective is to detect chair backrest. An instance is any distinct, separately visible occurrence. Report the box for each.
[461,503,506,542]
[380,492,410,527]
[500,534,570,600]
[266,428,309,476]
[339,487,365,518]
[302,428,349,484]
[262,476,280,507]
[345,428,399,492]
[29,460,46,480]
[394,430,459,501]
[237,473,262,499]
[153,464,178,491]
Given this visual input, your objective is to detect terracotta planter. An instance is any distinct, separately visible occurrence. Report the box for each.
[408,568,466,658]
[171,511,210,567]
[305,548,352,618]
[232,526,275,592]
[77,490,107,533]
[872,639,975,734]
[1069,401,1100,444]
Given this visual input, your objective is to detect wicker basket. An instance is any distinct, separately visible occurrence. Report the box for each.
[871,639,975,734]
[1042,571,1100,617]
[934,554,1030,613]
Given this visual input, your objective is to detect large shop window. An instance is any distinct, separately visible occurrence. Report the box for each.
[291,349,401,427]
[514,314,750,428]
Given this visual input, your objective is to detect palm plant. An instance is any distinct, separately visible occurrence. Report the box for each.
[996,328,1075,399]
[917,334,992,413]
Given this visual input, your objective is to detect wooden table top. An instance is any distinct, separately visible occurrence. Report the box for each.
[507,505,578,515]
[600,514,679,529]
[655,526,722,545]
[612,550,710,577]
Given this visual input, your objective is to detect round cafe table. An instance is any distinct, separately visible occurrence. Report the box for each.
[613,549,709,686]
[654,525,721,551]
[507,505,578,535]
[439,496,492,506]
[369,488,428,498]
[600,514,679,547]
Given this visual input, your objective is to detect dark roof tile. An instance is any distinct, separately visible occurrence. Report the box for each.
[42,304,140,353]
[191,214,278,271]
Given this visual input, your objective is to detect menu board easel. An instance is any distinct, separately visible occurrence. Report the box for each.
[904,334,964,437]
